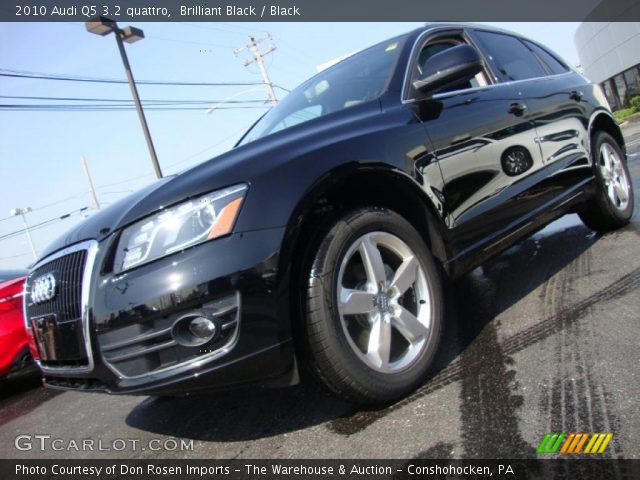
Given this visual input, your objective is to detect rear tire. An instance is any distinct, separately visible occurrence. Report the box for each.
[579,131,634,232]
[301,207,443,405]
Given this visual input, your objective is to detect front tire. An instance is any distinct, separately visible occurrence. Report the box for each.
[579,131,634,232]
[302,207,443,404]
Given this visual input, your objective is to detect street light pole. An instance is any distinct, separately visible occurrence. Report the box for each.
[85,17,163,179]
[112,30,163,179]
[10,207,37,260]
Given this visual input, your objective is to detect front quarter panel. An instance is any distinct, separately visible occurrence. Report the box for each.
[233,98,445,235]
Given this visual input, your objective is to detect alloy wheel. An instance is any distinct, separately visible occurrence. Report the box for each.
[599,142,631,211]
[336,231,432,374]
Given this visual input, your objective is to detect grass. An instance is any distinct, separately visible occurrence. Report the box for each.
[614,107,637,123]
[614,95,640,124]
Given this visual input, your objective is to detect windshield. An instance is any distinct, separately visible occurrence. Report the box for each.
[238,35,406,146]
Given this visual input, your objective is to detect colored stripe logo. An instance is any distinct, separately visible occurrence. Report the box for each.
[537,433,613,454]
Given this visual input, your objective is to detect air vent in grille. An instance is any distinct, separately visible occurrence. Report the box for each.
[27,250,86,322]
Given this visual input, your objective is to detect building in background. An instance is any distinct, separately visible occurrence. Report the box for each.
[575,22,640,111]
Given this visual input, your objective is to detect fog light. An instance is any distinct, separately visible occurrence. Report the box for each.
[189,317,217,340]
[172,314,220,347]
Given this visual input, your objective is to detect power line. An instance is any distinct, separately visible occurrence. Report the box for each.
[0,123,251,240]
[0,105,271,112]
[31,194,89,212]
[93,121,255,190]
[271,35,317,68]
[0,95,270,104]
[0,124,254,240]
[0,207,89,243]
[165,121,257,171]
[0,69,291,91]
[95,173,155,190]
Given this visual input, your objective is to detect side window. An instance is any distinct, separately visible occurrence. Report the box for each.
[523,40,569,75]
[412,36,488,96]
[473,31,547,81]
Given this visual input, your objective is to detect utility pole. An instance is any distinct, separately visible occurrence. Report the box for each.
[235,34,278,105]
[81,156,101,210]
[10,207,37,260]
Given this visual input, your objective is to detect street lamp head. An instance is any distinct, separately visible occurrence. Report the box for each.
[85,16,118,36]
[10,207,32,216]
[121,26,145,44]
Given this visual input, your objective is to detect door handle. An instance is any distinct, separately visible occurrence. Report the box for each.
[570,90,583,101]
[508,102,527,116]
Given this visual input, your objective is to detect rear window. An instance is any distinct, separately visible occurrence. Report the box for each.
[524,40,569,75]
[473,30,547,81]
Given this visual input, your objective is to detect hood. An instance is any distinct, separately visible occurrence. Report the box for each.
[37,100,383,262]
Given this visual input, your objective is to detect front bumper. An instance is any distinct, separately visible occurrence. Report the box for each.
[34,227,296,395]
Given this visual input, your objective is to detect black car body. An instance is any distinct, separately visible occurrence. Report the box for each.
[24,24,632,402]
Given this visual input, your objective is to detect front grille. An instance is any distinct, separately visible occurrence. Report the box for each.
[27,250,86,322]
[25,244,94,371]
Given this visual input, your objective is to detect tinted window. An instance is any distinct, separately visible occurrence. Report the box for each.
[238,36,406,146]
[623,67,640,98]
[474,31,546,81]
[614,74,627,105]
[524,40,569,75]
[602,80,619,109]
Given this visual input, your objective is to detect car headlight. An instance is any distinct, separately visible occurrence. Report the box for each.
[113,184,247,273]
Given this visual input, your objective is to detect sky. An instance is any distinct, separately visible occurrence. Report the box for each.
[0,22,581,269]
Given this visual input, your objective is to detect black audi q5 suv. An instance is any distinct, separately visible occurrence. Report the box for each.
[24,24,633,404]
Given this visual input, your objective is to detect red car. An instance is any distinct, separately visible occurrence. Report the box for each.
[0,270,38,380]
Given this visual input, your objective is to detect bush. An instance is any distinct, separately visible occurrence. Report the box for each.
[631,95,640,111]
[614,107,637,123]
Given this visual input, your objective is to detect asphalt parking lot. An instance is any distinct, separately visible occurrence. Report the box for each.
[1,124,639,460]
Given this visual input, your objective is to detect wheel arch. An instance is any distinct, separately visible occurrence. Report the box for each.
[588,110,626,155]
[274,163,449,344]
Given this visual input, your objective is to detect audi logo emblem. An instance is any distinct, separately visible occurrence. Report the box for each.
[31,273,57,304]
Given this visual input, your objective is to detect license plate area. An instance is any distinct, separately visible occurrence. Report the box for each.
[31,314,87,363]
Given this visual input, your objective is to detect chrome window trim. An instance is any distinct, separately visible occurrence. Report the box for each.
[402,70,575,104]
[400,26,575,104]
[24,240,99,375]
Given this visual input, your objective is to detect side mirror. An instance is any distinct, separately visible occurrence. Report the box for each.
[413,44,483,95]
